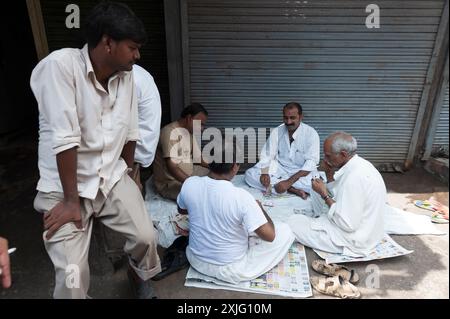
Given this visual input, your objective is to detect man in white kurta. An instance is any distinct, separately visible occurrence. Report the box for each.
[130,64,161,189]
[133,64,162,168]
[288,132,385,257]
[245,102,321,198]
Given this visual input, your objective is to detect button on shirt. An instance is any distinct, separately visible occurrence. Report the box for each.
[30,44,139,200]
[256,123,320,176]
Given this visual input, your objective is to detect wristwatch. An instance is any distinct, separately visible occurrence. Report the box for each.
[322,194,331,201]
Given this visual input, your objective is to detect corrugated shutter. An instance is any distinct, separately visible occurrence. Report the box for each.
[40,0,171,125]
[433,83,449,148]
[186,0,445,166]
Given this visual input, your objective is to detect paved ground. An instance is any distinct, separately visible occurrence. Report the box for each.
[0,132,448,299]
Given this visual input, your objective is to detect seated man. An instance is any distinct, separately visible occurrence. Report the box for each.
[130,64,162,190]
[288,132,385,257]
[178,140,295,284]
[245,102,320,199]
[153,103,209,200]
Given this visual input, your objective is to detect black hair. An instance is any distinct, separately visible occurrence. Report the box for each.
[208,138,240,175]
[283,102,303,115]
[83,1,147,48]
[180,102,208,118]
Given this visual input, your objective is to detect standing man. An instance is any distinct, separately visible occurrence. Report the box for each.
[31,2,160,299]
[131,64,162,190]
[245,102,321,199]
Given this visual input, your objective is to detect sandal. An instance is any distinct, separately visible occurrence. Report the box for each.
[312,259,359,284]
[413,200,436,212]
[311,275,361,299]
[431,213,449,224]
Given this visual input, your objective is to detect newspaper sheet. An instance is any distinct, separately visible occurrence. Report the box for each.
[185,242,313,298]
[314,234,413,264]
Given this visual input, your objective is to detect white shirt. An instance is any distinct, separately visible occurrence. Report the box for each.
[312,155,386,256]
[30,44,139,200]
[257,123,320,176]
[133,65,161,167]
[177,176,268,265]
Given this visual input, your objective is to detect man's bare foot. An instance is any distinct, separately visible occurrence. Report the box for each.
[288,187,309,200]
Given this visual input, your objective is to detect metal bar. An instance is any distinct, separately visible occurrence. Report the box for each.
[422,53,449,161]
[164,0,185,121]
[405,0,449,168]
[26,0,49,61]
[180,0,191,107]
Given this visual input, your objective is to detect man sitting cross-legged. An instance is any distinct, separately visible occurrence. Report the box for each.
[245,102,320,199]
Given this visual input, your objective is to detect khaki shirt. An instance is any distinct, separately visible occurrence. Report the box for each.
[153,121,201,186]
[30,44,139,200]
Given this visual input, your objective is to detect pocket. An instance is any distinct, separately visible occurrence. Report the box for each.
[34,192,64,213]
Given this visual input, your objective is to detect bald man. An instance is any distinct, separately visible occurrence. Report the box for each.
[287,132,386,257]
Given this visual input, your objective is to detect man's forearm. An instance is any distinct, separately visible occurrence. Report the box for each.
[121,141,136,169]
[166,159,190,183]
[288,170,310,184]
[259,204,274,227]
[56,147,79,203]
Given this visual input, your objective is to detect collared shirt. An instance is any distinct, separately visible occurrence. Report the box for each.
[30,44,139,200]
[256,122,320,176]
[153,121,201,187]
[133,64,161,168]
[312,155,386,256]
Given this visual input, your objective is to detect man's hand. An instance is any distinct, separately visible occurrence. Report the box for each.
[43,200,82,240]
[320,160,335,182]
[260,174,271,188]
[274,180,292,194]
[311,178,328,198]
[0,237,11,289]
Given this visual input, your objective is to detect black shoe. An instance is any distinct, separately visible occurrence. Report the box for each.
[127,267,158,299]
[152,246,189,281]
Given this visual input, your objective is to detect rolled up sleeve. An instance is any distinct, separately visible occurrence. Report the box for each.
[30,58,81,154]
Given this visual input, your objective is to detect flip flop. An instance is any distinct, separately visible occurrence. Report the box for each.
[413,200,436,212]
[431,213,449,224]
[310,275,361,299]
[312,259,359,284]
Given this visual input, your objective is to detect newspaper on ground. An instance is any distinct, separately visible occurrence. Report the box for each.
[185,242,313,298]
[314,234,413,264]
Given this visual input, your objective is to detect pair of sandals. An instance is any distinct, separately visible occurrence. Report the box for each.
[414,199,449,224]
[310,260,361,299]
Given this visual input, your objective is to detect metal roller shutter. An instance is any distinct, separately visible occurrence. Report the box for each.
[185,0,446,166]
[433,83,449,149]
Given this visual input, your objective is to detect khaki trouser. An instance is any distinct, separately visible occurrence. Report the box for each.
[34,174,161,299]
[156,165,209,200]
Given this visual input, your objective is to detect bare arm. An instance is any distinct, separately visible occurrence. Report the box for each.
[166,158,190,183]
[43,147,82,239]
[254,201,275,242]
[274,170,310,193]
[121,141,136,169]
[177,205,188,215]
[0,237,11,288]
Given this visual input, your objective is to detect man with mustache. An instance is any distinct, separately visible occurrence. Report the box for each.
[30,2,160,298]
[245,102,321,199]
